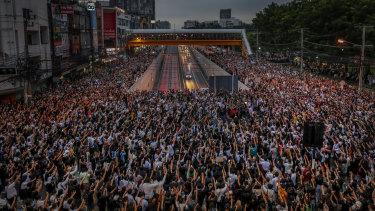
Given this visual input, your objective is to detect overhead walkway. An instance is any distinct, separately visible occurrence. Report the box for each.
[125,29,252,56]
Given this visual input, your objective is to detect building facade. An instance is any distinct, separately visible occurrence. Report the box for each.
[49,2,96,84]
[155,20,171,29]
[184,20,200,29]
[202,21,220,28]
[108,0,155,29]
[0,0,158,102]
[219,17,243,28]
[116,10,131,55]
[220,9,231,19]
[219,8,243,28]
[0,0,52,102]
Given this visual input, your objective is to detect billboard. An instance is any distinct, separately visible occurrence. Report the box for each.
[103,10,116,48]
[61,14,70,58]
[51,4,71,57]
[62,33,70,58]
[53,4,74,14]
[60,5,74,14]
[72,34,81,55]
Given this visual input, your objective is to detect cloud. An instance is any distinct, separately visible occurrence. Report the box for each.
[156,0,292,28]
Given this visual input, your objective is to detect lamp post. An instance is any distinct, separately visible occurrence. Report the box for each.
[338,33,373,91]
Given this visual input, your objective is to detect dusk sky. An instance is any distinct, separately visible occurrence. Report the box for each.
[156,0,292,29]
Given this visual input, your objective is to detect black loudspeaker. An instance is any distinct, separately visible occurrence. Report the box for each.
[303,122,324,148]
[209,76,238,91]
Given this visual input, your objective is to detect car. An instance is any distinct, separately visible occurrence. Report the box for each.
[186,73,192,79]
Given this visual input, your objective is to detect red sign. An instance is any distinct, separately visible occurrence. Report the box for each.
[104,29,116,39]
[54,40,62,46]
[103,10,116,47]
[60,5,73,14]
[52,4,74,14]
[72,34,80,55]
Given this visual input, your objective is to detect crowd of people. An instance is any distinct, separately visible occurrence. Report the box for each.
[305,61,375,87]
[0,45,374,211]
[201,47,375,88]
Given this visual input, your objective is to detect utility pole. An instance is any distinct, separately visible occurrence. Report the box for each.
[47,1,56,88]
[256,29,259,61]
[90,10,95,73]
[357,25,373,91]
[300,28,304,72]
[23,8,30,105]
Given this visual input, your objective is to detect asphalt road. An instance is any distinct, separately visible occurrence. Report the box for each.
[157,45,208,91]
[178,46,208,91]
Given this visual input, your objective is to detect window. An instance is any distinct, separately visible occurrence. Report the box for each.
[40,26,48,44]
[27,31,39,45]
[0,68,16,75]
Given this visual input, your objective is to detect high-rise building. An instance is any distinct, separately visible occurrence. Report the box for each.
[183,20,199,29]
[109,0,127,10]
[107,0,155,29]
[219,18,243,28]
[220,9,231,19]
[219,9,243,28]
[156,21,171,29]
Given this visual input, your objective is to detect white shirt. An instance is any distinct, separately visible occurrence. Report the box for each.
[259,159,270,171]
[228,172,238,187]
[135,197,148,211]
[140,175,166,199]
[6,182,17,199]
[291,173,297,186]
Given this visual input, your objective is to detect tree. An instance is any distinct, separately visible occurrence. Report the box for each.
[251,0,375,61]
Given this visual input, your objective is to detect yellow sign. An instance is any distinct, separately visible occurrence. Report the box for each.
[87,3,95,11]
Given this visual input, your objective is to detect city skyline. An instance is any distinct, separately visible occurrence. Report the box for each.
[156,0,292,29]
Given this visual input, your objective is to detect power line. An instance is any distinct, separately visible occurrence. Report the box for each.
[249,29,300,37]
[303,48,358,62]
[304,31,347,38]
[303,40,359,49]
[260,41,298,46]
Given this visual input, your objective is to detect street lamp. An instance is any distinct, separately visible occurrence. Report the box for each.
[337,38,373,91]
[337,38,358,46]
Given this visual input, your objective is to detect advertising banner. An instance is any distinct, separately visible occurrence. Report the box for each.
[60,5,74,14]
[60,14,70,58]
[51,4,71,57]
[62,33,70,58]
[51,4,62,56]
[53,4,74,14]
[103,11,116,39]
[103,10,116,48]
[72,34,81,55]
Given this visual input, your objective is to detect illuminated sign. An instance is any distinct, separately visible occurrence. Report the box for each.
[87,3,95,11]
